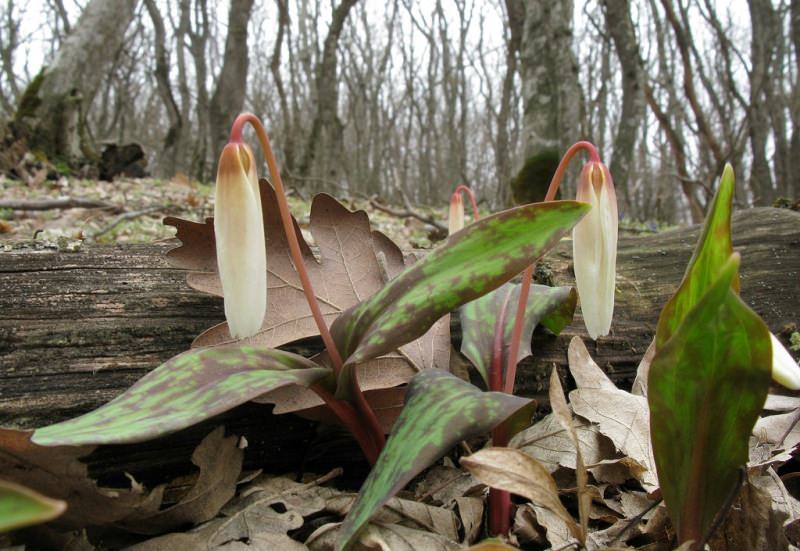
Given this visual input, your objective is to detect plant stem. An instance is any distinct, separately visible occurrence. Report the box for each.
[230,113,386,458]
[504,141,600,394]
[311,383,380,464]
[453,184,480,220]
[488,141,601,538]
[230,113,345,373]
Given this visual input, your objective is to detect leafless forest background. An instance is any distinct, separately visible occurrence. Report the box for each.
[1,0,798,224]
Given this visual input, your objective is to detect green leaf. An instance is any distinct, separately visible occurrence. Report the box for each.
[0,480,66,533]
[331,200,590,398]
[648,254,771,544]
[460,283,576,386]
[33,346,332,446]
[336,370,533,551]
[656,164,737,348]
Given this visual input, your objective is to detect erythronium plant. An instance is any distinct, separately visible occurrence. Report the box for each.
[32,114,592,548]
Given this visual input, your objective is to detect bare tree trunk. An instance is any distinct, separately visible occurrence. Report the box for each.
[787,0,800,200]
[12,0,137,163]
[143,0,183,176]
[602,0,646,214]
[518,0,582,197]
[495,0,524,207]
[747,0,778,205]
[208,0,256,164]
[297,0,359,186]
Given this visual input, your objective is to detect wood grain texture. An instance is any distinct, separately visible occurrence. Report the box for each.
[1,207,798,479]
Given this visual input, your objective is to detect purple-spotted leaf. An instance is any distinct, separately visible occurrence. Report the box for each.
[655,164,736,348]
[32,346,331,446]
[336,369,533,551]
[0,480,66,533]
[460,283,576,386]
[648,254,771,544]
[331,201,590,399]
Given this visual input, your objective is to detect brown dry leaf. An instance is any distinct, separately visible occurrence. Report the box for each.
[548,367,589,541]
[0,428,164,528]
[122,427,244,534]
[454,496,484,544]
[630,339,656,397]
[567,337,658,493]
[708,469,796,551]
[324,494,460,541]
[524,503,575,549]
[236,470,345,518]
[127,506,306,551]
[305,521,460,551]
[510,412,616,473]
[413,465,482,507]
[750,409,800,468]
[461,447,581,541]
[764,395,800,412]
[588,457,649,486]
[463,542,519,550]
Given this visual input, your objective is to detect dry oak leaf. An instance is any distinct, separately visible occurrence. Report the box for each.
[119,426,244,535]
[165,182,449,415]
[566,337,659,493]
[0,428,164,528]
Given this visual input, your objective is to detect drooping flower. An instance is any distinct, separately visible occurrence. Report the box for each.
[214,142,267,339]
[572,161,618,339]
[771,333,800,390]
[448,190,465,235]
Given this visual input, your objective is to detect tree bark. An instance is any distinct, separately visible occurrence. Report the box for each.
[1,208,798,478]
[297,0,359,185]
[208,0,256,164]
[518,0,582,196]
[602,0,646,214]
[12,0,137,163]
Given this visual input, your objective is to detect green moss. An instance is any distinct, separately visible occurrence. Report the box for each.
[510,150,561,204]
[14,69,47,120]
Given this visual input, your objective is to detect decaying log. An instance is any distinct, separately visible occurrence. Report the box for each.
[1,207,798,480]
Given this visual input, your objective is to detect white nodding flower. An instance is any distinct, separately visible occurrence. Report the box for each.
[448,191,465,235]
[771,333,800,390]
[214,142,267,339]
[573,161,618,340]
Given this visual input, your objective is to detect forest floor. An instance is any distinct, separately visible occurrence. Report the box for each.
[0,175,450,251]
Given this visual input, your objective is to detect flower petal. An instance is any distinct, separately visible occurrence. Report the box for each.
[572,162,618,339]
[214,143,267,339]
[771,333,800,390]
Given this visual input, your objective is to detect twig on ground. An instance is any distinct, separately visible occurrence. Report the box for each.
[87,206,163,240]
[0,197,123,213]
[369,192,447,233]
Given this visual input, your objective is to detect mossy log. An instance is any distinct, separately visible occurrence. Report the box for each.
[1,207,798,482]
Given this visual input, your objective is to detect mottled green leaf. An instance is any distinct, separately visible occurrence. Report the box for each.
[33,346,332,446]
[648,254,771,544]
[0,480,66,533]
[336,370,533,551]
[460,283,576,386]
[656,164,737,348]
[331,201,589,398]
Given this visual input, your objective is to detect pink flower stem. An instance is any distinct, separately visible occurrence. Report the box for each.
[230,113,385,457]
[453,184,481,220]
[487,141,600,538]
[503,141,599,394]
[488,289,514,536]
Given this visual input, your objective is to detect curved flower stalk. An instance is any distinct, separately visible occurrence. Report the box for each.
[506,142,614,396]
[214,142,267,339]
[771,333,800,390]
[572,161,618,339]
[448,184,480,235]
